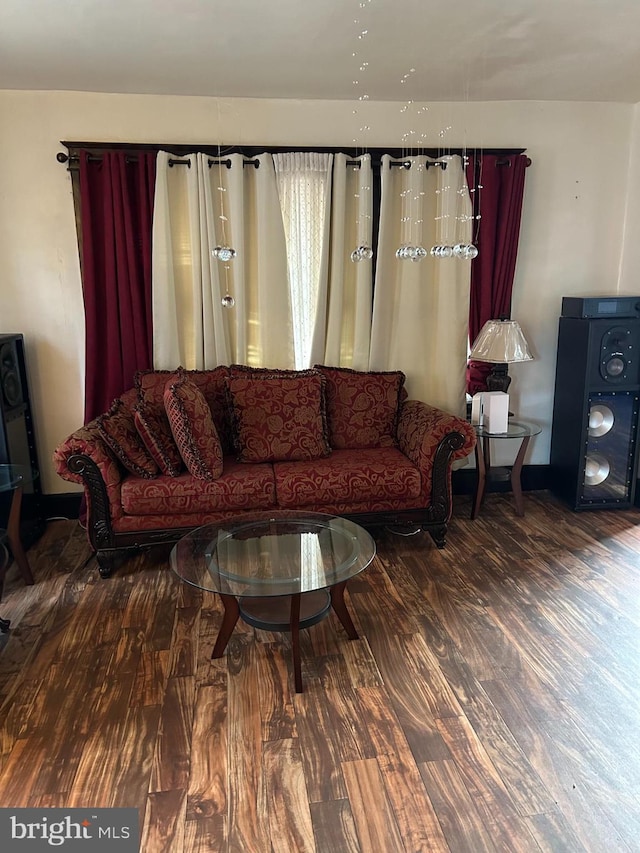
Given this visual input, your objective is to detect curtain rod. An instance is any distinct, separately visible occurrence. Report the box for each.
[57,141,530,171]
[57,150,528,171]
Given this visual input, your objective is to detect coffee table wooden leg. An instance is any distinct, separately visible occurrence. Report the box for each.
[211,593,240,659]
[330,582,359,640]
[290,592,303,693]
[7,485,34,585]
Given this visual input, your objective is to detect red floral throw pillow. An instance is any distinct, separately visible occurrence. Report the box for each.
[136,366,233,453]
[227,370,331,463]
[314,365,406,449]
[164,375,223,480]
[134,401,184,477]
[96,398,159,479]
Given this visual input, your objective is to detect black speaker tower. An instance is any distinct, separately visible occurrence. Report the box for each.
[550,296,640,510]
[0,334,45,547]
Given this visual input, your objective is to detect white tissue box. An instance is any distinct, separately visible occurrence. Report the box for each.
[482,391,509,433]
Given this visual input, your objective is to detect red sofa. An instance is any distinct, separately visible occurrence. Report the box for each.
[54,365,476,577]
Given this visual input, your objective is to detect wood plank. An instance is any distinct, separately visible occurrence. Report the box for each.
[310,799,360,853]
[168,606,201,678]
[435,715,540,852]
[225,635,270,852]
[140,789,186,853]
[255,640,297,742]
[263,738,316,853]
[419,759,499,853]
[293,672,348,802]
[185,677,227,818]
[377,751,450,852]
[183,815,226,853]
[150,676,195,794]
[341,758,404,852]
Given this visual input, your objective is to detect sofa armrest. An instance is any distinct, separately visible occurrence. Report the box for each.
[397,400,476,515]
[53,422,125,549]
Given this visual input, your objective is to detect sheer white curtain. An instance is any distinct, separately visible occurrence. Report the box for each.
[152,151,293,370]
[314,153,373,369]
[273,152,333,368]
[370,154,472,416]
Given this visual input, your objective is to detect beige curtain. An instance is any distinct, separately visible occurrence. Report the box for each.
[370,154,472,416]
[315,153,373,370]
[152,151,293,370]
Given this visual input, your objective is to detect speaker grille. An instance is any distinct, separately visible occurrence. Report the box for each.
[0,341,23,410]
[579,391,639,504]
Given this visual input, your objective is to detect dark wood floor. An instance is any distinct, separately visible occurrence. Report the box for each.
[0,491,639,852]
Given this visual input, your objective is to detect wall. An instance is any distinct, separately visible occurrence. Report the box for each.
[0,90,635,492]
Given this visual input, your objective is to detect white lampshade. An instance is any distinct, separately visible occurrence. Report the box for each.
[469,319,533,364]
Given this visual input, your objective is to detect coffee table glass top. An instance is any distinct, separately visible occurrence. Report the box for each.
[170,512,376,598]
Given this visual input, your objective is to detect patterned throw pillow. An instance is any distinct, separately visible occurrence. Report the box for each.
[164,375,223,480]
[134,401,184,477]
[313,365,406,449]
[96,398,159,479]
[226,369,331,463]
[135,366,233,453]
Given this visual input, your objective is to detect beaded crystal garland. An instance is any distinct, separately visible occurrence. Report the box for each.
[350,2,374,263]
[212,246,236,262]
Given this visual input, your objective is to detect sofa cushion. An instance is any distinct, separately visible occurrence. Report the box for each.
[135,366,233,453]
[227,370,331,463]
[120,457,276,516]
[134,401,184,477]
[96,398,159,479]
[314,365,405,449]
[164,375,224,480]
[273,447,422,508]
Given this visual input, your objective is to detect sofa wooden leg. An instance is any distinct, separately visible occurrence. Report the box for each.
[428,525,447,549]
[96,552,114,578]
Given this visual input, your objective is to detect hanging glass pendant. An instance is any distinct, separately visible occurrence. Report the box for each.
[396,244,426,261]
[430,245,454,258]
[221,294,235,308]
[452,243,479,259]
[212,246,236,262]
[351,245,374,262]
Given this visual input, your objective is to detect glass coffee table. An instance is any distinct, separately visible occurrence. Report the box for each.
[170,512,376,692]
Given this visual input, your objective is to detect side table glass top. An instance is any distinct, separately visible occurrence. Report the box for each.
[170,511,376,599]
[0,464,35,492]
[473,420,542,440]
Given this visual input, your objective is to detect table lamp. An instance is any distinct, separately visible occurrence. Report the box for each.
[469,318,533,392]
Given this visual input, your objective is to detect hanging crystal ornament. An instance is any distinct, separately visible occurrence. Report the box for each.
[351,244,374,262]
[221,293,235,308]
[452,243,479,259]
[212,246,236,262]
[430,245,454,258]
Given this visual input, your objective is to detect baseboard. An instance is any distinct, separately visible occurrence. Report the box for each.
[452,464,551,495]
[41,492,82,521]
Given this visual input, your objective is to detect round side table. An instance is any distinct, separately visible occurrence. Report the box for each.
[471,420,541,519]
[0,464,37,632]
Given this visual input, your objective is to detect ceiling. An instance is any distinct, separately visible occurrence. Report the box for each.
[2,0,640,104]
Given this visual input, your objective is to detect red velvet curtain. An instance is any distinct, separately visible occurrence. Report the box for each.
[465,153,528,394]
[79,150,156,422]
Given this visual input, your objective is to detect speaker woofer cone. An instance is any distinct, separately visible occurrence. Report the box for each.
[583,453,610,486]
[605,356,626,377]
[588,404,614,438]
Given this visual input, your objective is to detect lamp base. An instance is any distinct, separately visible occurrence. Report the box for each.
[486,364,511,393]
